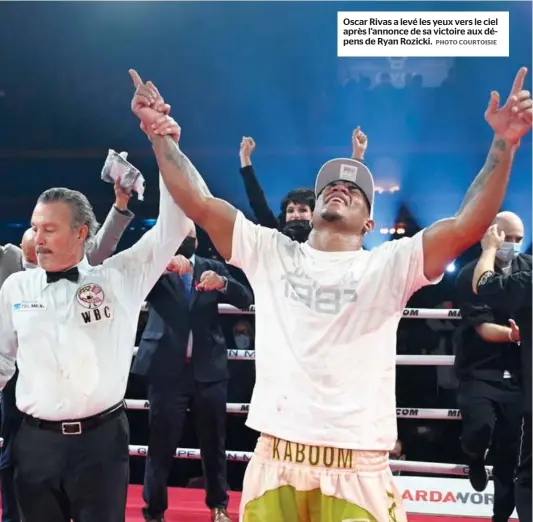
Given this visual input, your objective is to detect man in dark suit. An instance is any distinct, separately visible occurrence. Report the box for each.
[0,181,134,522]
[131,227,254,522]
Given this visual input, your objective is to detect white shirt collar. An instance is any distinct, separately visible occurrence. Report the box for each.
[22,259,38,270]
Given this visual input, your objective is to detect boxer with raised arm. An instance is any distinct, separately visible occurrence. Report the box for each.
[138,68,532,521]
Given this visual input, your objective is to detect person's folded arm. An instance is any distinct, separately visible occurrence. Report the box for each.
[213,261,254,310]
[456,266,513,343]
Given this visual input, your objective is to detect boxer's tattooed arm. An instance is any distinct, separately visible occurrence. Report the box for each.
[457,138,508,213]
[422,135,516,280]
[156,136,212,197]
[151,135,238,261]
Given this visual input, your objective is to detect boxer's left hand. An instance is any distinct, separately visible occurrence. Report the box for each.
[196,271,225,292]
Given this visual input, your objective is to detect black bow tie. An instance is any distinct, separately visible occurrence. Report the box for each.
[46,267,79,284]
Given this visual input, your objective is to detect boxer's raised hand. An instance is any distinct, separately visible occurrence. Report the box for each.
[485,67,532,144]
[129,69,170,127]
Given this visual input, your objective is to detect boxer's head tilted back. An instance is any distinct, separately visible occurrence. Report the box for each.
[310,158,375,249]
[31,188,100,272]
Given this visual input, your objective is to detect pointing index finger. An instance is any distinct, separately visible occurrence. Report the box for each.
[510,67,528,96]
[129,69,143,87]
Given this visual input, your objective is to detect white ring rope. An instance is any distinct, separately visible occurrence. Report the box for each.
[126,445,486,477]
[131,347,455,365]
[0,307,467,483]
[126,305,467,477]
[141,304,462,320]
[124,400,462,420]
[0,438,487,477]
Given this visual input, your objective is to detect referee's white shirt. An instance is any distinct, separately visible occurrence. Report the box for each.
[0,175,192,421]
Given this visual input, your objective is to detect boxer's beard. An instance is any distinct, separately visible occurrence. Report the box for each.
[321,209,343,222]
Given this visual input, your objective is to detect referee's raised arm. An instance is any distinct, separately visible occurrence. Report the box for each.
[101,72,193,307]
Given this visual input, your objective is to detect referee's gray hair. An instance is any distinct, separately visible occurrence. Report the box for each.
[37,188,100,246]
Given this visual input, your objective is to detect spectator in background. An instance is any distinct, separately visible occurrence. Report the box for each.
[131,228,253,522]
[454,211,531,522]
[228,320,255,405]
[237,127,368,242]
[232,319,254,351]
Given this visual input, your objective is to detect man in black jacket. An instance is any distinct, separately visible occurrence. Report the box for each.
[473,223,532,522]
[454,211,531,522]
[131,227,254,522]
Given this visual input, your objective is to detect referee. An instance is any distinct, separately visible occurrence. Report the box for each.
[0,80,191,522]
[474,224,532,522]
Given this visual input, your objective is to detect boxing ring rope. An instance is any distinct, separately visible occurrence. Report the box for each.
[126,446,487,477]
[131,346,455,365]
[123,306,479,481]
[0,437,485,477]
[124,399,462,420]
[0,307,474,489]
[142,303,463,321]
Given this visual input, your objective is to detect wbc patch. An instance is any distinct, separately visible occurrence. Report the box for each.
[76,283,113,325]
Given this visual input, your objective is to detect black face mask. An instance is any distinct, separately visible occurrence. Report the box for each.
[282,219,311,243]
[176,236,196,259]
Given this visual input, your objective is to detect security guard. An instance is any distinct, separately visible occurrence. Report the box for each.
[454,212,530,522]
[474,224,532,522]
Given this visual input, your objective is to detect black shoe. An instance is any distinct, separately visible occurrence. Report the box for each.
[468,460,489,492]
[142,506,165,522]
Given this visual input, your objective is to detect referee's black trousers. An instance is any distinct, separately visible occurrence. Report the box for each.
[457,379,522,522]
[515,410,532,522]
[13,410,130,522]
[0,371,23,522]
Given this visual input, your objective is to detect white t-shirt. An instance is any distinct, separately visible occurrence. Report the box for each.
[229,212,441,450]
